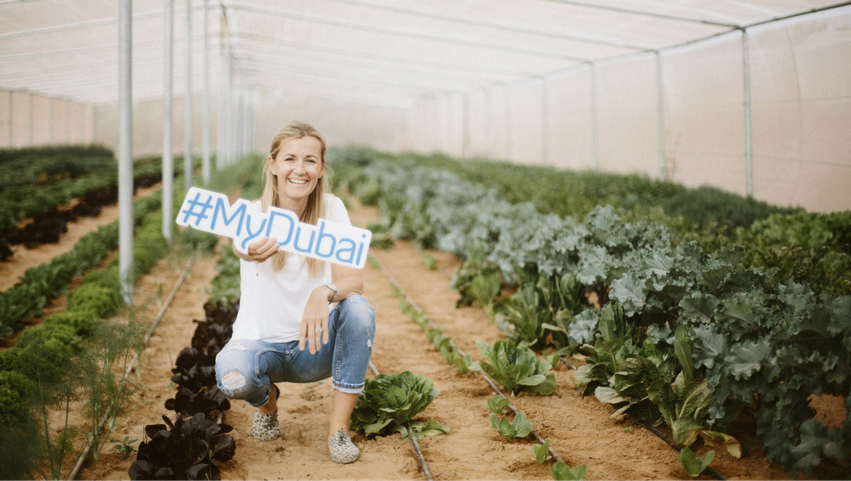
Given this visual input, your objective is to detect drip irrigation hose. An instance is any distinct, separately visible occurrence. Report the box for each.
[410,251,729,479]
[67,255,196,481]
[367,360,434,481]
[371,254,565,466]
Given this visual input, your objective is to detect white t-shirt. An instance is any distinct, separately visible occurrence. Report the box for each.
[229,193,351,343]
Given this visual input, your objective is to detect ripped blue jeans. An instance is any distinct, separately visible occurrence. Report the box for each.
[215,294,376,408]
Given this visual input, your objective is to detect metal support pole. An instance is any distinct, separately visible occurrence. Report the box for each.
[6,91,11,147]
[246,100,253,154]
[202,0,211,183]
[462,94,470,158]
[590,63,598,170]
[656,52,665,180]
[28,93,33,146]
[48,98,54,144]
[162,0,174,243]
[541,77,549,165]
[236,86,244,159]
[742,28,753,197]
[504,86,512,161]
[184,0,193,191]
[64,100,70,144]
[118,0,134,305]
[80,105,85,144]
[216,16,226,169]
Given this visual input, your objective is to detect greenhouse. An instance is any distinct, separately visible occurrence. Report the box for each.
[1,1,849,480]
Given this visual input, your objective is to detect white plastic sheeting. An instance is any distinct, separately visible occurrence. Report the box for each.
[1,0,850,211]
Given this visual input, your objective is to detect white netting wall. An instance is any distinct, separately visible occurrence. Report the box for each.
[1,0,849,211]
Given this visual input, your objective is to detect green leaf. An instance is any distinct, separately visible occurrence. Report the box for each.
[550,461,587,481]
[532,439,552,464]
[679,293,718,324]
[487,395,510,414]
[497,417,516,440]
[489,412,500,431]
[673,326,696,383]
[679,447,714,478]
[399,419,451,440]
[724,339,770,380]
[594,387,627,405]
[610,273,647,317]
[512,412,533,438]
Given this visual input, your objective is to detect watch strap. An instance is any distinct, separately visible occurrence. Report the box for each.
[325,283,338,303]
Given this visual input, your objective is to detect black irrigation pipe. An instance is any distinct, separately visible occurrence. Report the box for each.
[67,255,197,481]
[416,253,728,479]
[367,360,434,481]
[370,253,565,466]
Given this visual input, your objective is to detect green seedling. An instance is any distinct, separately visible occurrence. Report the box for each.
[680,447,714,478]
[489,411,533,440]
[532,439,552,464]
[487,394,510,414]
[550,461,586,481]
[111,436,138,460]
[421,253,437,270]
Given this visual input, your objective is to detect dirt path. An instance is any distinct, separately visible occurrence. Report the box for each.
[66,200,800,480]
[0,184,161,292]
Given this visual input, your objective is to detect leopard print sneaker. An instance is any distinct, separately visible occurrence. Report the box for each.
[251,410,280,441]
[328,428,359,464]
[251,385,280,442]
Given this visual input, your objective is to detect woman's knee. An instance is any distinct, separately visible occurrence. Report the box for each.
[215,344,263,401]
[339,294,375,334]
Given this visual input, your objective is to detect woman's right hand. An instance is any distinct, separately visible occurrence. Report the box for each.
[233,236,279,263]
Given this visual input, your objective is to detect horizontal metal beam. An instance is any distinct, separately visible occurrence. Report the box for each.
[231,3,587,61]
[235,32,533,78]
[240,50,505,88]
[539,0,739,28]
[243,65,438,96]
[0,3,209,40]
[326,0,649,52]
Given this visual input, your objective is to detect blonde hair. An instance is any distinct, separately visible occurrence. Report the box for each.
[260,121,329,276]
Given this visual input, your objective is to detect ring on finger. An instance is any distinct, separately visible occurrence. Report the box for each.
[315,326,323,334]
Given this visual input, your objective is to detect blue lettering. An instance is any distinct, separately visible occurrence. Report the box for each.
[266,210,296,246]
[240,214,267,250]
[210,197,246,236]
[314,220,336,258]
[335,239,356,264]
[355,233,367,266]
[293,226,316,253]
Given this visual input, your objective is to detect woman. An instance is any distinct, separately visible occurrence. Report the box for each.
[215,121,375,464]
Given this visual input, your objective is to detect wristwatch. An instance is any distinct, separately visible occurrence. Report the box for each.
[324,283,338,303]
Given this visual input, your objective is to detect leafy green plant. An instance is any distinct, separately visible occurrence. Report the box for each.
[679,447,714,478]
[496,271,583,351]
[489,411,532,440]
[532,439,552,464]
[111,436,138,460]
[486,394,509,415]
[550,461,586,481]
[350,371,448,439]
[469,340,557,395]
[421,253,437,270]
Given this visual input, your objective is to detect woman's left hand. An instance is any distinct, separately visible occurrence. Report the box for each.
[299,288,331,354]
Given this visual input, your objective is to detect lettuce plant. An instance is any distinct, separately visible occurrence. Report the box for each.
[469,341,557,396]
[128,413,235,480]
[350,371,448,440]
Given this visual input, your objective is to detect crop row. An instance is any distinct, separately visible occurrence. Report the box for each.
[0,200,182,479]
[0,154,197,254]
[331,150,851,476]
[331,147,851,297]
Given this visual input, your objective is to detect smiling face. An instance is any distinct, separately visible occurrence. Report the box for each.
[268,135,325,212]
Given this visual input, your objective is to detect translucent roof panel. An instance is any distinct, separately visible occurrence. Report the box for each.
[0,0,846,108]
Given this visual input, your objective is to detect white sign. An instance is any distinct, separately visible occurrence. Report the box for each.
[177,187,372,269]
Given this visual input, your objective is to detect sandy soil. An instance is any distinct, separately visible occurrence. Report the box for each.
[28,198,838,480]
